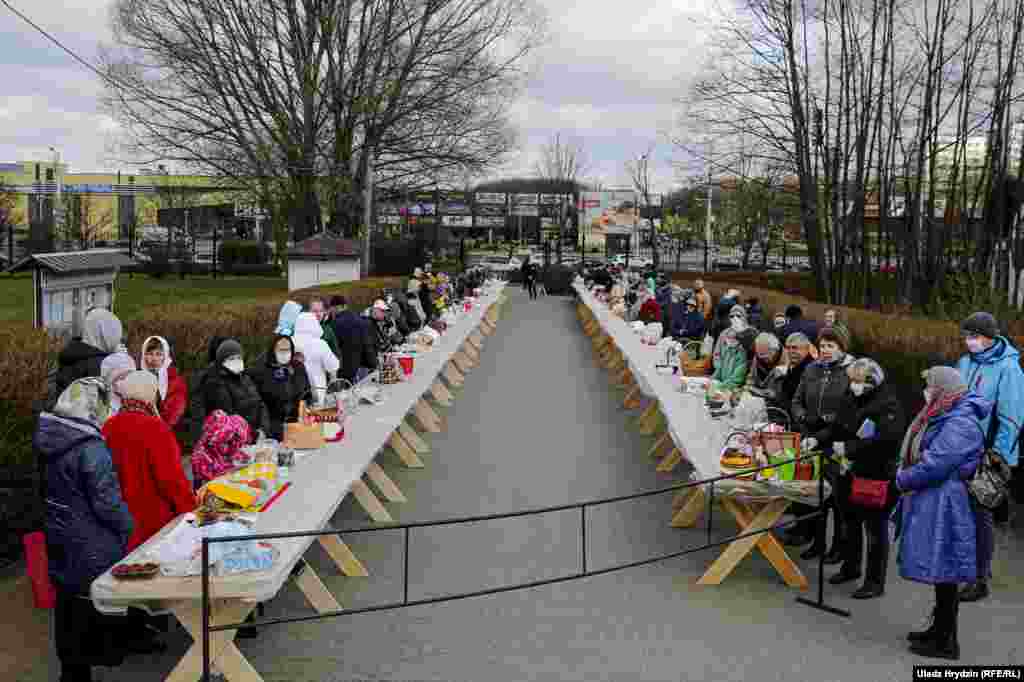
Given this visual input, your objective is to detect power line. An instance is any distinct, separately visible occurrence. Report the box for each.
[0,0,115,85]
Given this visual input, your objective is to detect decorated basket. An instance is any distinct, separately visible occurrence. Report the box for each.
[379,356,403,385]
[680,341,713,377]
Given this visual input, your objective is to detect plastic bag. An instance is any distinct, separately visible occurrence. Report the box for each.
[642,323,663,345]
[701,333,714,357]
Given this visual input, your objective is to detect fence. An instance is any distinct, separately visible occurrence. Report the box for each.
[199,451,848,680]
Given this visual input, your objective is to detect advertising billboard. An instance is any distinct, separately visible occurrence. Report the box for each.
[442,215,473,227]
[510,205,539,217]
[512,193,539,205]
[475,192,507,204]
[580,190,638,232]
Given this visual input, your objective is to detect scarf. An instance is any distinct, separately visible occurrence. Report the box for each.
[899,387,968,468]
[119,398,159,418]
[139,336,172,400]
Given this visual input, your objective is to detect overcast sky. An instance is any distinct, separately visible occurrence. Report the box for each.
[0,0,717,194]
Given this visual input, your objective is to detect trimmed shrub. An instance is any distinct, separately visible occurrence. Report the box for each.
[218,240,273,273]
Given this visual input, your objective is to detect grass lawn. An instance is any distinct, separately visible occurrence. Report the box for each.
[0,272,288,324]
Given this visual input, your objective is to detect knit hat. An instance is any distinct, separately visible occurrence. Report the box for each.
[961,312,999,339]
[216,339,243,365]
[119,370,159,404]
[923,366,967,394]
[818,325,851,352]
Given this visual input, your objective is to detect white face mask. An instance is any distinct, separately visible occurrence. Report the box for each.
[965,336,986,354]
[730,318,746,332]
[850,382,866,397]
[275,351,292,366]
[224,357,244,374]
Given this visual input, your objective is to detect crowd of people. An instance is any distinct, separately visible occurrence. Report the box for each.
[581,265,1022,661]
[40,265,489,682]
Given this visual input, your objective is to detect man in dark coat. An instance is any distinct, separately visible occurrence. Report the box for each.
[674,297,707,342]
[330,296,378,383]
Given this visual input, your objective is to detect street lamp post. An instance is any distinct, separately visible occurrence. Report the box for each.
[50,147,63,245]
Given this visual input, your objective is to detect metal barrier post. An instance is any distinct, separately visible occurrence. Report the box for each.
[201,537,211,682]
[796,451,851,617]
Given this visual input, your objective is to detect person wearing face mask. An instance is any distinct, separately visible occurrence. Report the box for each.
[789,325,855,561]
[138,336,188,429]
[308,297,341,358]
[827,358,905,598]
[715,305,758,362]
[193,339,268,441]
[247,335,312,441]
[711,329,749,392]
[771,312,789,344]
[744,333,787,409]
[673,296,707,342]
[954,311,1024,603]
[895,367,988,660]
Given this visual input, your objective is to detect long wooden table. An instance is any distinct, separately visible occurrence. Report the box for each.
[90,283,508,682]
[574,279,814,590]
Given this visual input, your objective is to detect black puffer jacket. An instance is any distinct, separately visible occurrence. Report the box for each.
[833,384,906,480]
[193,364,269,439]
[332,311,378,382]
[247,337,313,441]
[37,413,133,594]
[779,355,813,414]
[791,355,855,444]
[54,340,109,398]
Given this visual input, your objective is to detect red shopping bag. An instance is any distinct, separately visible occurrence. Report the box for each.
[22,532,57,609]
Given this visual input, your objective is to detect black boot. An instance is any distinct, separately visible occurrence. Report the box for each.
[828,566,862,585]
[854,522,887,599]
[959,581,989,603]
[60,664,93,682]
[911,587,960,660]
[852,583,884,599]
[823,545,845,565]
[800,542,825,560]
[907,606,939,643]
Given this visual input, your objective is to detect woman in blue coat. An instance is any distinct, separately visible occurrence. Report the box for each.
[894,367,987,661]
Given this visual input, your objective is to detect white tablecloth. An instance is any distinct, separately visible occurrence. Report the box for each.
[575,279,743,481]
[92,282,506,614]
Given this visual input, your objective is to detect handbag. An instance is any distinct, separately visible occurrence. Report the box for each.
[968,448,1012,509]
[849,476,890,509]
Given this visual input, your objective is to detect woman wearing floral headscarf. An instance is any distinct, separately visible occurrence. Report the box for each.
[711,328,748,392]
[191,410,253,489]
[103,371,195,552]
[895,366,987,660]
[139,336,188,428]
[37,377,135,682]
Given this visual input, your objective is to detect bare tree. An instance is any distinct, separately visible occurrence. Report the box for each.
[64,194,115,250]
[535,132,591,186]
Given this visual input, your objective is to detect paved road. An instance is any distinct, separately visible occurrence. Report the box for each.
[40,285,1024,680]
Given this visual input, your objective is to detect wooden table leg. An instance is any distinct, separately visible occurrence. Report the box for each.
[388,431,426,468]
[443,362,465,388]
[648,430,671,459]
[167,600,262,682]
[616,368,635,390]
[350,479,394,523]
[415,398,443,432]
[636,402,661,434]
[365,461,407,503]
[318,535,369,577]
[623,384,642,410]
[696,498,807,589]
[656,446,685,473]
[399,421,431,454]
[468,332,484,350]
[452,350,474,374]
[430,379,454,407]
[294,562,343,613]
[670,487,706,528]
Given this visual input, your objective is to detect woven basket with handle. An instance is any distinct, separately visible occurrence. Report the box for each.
[284,401,326,450]
[680,340,712,377]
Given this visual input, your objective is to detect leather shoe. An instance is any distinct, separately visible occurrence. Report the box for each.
[800,544,824,560]
[852,583,885,599]
[828,570,861,586]
[910,636,960,660]
[959,581,989,603]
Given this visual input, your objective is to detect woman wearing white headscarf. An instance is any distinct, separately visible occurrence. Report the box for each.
[100,351,136,415]
[292,312,340,404]
[55,309,124,398]
[138,336,188,428]
[37,377,135,682]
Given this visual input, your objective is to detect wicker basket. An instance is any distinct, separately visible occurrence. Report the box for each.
[379,356,403,385]
[284,401,325,450]
[680,341,712,377]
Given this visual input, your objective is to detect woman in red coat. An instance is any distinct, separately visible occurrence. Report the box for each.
[139,335,188,430]
[638,293,662,324]
[102,371,196,551]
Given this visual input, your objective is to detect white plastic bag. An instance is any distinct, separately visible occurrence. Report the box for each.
[642,323,663,345]
[701,333,714,357]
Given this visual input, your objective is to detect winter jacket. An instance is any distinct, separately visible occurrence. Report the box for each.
[292,313,340,402]
[833,383,906,480]
[782,317,821,346]
[638,298,662,324]
[37,413,133,594]
[746,303,764,330]
[55,340,109,399]
[102,411,196,552]
[956,336,1024,466]
[779,355,813,415]
[744,354,786,409]
[398,298,422,331]
[418,282,435,322]
[407,297,427,329]
[187,336,228,442]
[320,320,341,359]
[694,288,713,321]
[712,342,748,390]
[791,354,855,444]
[895,392,988,585]
[370,316,401,355]
[158,366,188,429]
[333,311,378,382]
[248,339,313,441]
[389,301,412,337]
[193,364,268,439]
[674,309,707,340]
[521,261,537,282]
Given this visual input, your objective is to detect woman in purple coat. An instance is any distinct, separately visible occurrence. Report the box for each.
[894,366,987,661]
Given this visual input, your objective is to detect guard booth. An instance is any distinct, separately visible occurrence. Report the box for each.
[5,249,136,339]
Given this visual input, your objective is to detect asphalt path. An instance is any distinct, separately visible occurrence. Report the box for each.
[49,285,1023,681]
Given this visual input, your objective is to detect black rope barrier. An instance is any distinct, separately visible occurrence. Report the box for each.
[200,450,850,680]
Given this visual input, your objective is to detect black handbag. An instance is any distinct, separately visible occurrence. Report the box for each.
[968,448,1012,509]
